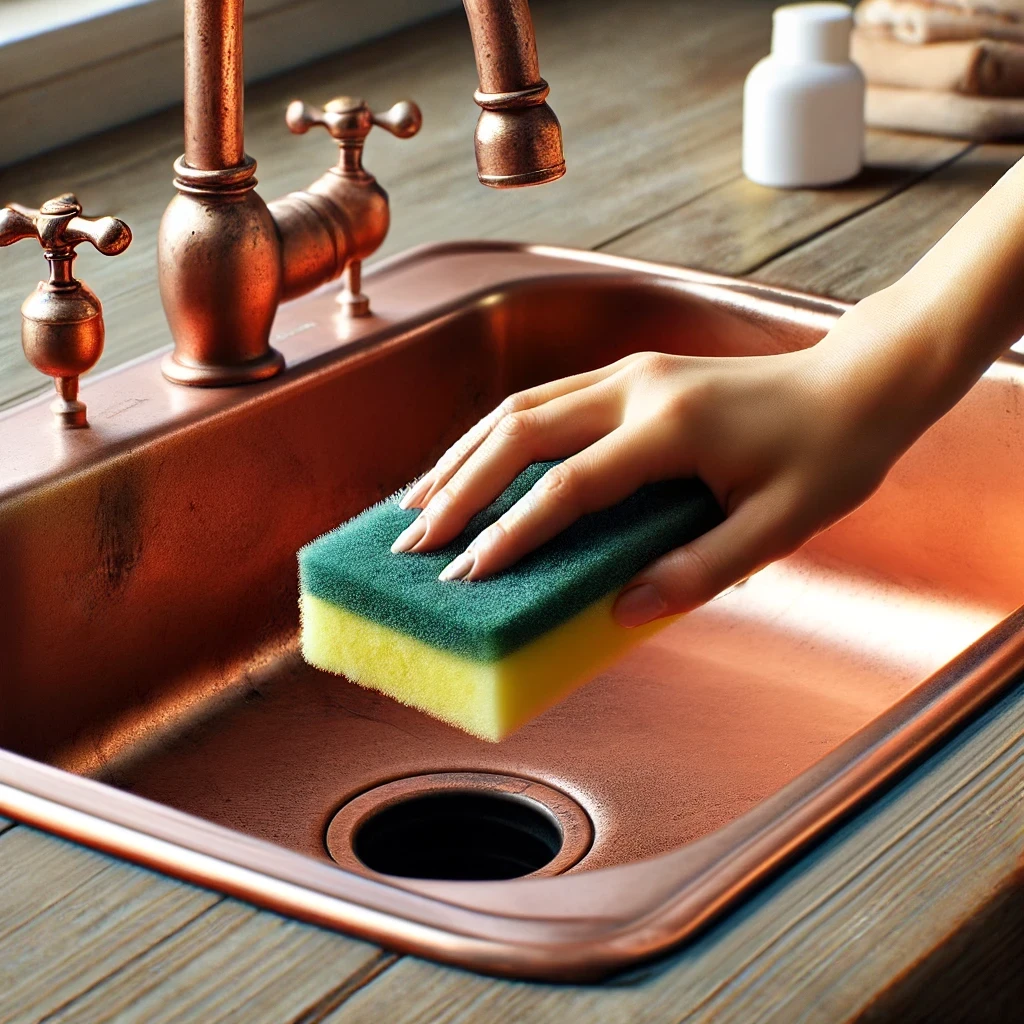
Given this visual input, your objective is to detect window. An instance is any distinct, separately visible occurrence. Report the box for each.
[0,0,457,167]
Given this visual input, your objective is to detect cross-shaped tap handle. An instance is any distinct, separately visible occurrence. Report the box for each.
[285,97,423,146]
[0,193,132,261]
[0,193,132,429]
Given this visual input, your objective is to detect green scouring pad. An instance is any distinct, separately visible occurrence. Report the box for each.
[299,461,721,741]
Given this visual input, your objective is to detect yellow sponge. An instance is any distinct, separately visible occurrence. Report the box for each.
[301,591,674,741]
[298,461,720,740]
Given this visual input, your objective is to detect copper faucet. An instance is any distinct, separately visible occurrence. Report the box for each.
[158,0,564,387]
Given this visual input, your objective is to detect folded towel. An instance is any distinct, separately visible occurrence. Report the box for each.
[910,0,1024,13]
[867,83,1024,137]
[856,0,1024,44]
[853,30,1024,93]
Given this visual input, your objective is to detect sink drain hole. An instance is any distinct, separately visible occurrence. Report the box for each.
[325,772,593,881]
[354,791,561,881]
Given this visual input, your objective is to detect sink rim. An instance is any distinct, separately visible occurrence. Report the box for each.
[0,239,847,500]
[2,240,1023,982]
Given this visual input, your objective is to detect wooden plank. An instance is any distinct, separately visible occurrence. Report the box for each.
[603,131,969,274]
[1,827,116,939]
[0,831,219,1023]
[44,900,387,1024]
[0,0,775,411]
[325,682,1024,1024]
[855,879,1024,1024]
[751,143,1024,301]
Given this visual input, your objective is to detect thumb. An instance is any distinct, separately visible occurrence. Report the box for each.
[612,493,800,627]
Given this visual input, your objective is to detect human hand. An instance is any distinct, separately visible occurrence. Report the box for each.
[391,290,939,626]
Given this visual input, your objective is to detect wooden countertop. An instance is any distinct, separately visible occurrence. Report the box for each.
[2,2,1022,1020]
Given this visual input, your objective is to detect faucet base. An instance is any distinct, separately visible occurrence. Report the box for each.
[158,156,285,388]
[161,346,285,387]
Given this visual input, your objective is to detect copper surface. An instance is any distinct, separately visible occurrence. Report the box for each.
[2,243,1023,980]
[158,157,285,387]
[324,772,593,879]
[0,193,131,427]
[339,260,370,317]
[463,0,565,187]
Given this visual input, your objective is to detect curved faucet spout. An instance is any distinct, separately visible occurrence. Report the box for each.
[462,0,565,188]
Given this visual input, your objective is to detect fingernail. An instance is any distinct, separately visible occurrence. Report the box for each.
[399,476,431,510]
[439,551,475,582]
[391,516,427,553]
[613,584,667,628]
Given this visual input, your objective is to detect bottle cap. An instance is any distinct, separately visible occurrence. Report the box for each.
[771,2,853,63]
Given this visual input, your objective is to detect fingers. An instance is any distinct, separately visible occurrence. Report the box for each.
[401,360,632,511]
[438,427,655,581]
[612,488,805,626]
[399,472,435,511]
[393,384,622,554]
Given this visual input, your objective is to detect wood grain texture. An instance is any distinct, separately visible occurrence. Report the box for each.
[855,876,1024,1024]
[0,830,219,1023]
[604,131,969,273]
[752,143,1024,301]
[324,682,1024,1023]
[44,901,384,1024]
[1,826,119,940]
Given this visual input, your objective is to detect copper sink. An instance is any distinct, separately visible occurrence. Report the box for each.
[2,242,1023,980]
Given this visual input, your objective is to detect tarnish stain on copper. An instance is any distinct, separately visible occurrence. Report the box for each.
[95,472,143,594]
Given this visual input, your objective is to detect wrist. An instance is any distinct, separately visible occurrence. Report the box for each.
[808,284,970,452]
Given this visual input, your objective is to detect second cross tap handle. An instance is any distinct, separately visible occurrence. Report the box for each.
[285,97,423,147]
[0,193,132,428]
[279,97,422,319]
[371,100,424,139]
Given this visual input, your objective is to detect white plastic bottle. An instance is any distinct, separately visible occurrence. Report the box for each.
[742,3,865,188]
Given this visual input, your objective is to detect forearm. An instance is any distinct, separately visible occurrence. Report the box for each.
[401,156,1024,613]
[815,155,1024,445]
[902,156,1024,366]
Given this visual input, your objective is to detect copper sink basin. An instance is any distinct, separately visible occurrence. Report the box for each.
[2,242,1024,980]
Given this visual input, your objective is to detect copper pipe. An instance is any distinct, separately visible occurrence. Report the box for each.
[462,0,565,187]
[184,0,244,170]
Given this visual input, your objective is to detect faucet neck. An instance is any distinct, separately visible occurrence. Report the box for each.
[337,143,368,178]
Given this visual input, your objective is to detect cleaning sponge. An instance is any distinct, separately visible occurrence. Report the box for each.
[299,462,721,740]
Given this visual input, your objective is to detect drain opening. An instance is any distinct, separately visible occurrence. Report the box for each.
[326,772,593,881]
[354,791,562,881]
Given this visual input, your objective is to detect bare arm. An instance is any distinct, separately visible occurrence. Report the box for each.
[393,157,1024,626]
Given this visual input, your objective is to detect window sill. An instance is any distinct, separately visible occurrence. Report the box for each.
[0,0,458,168]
